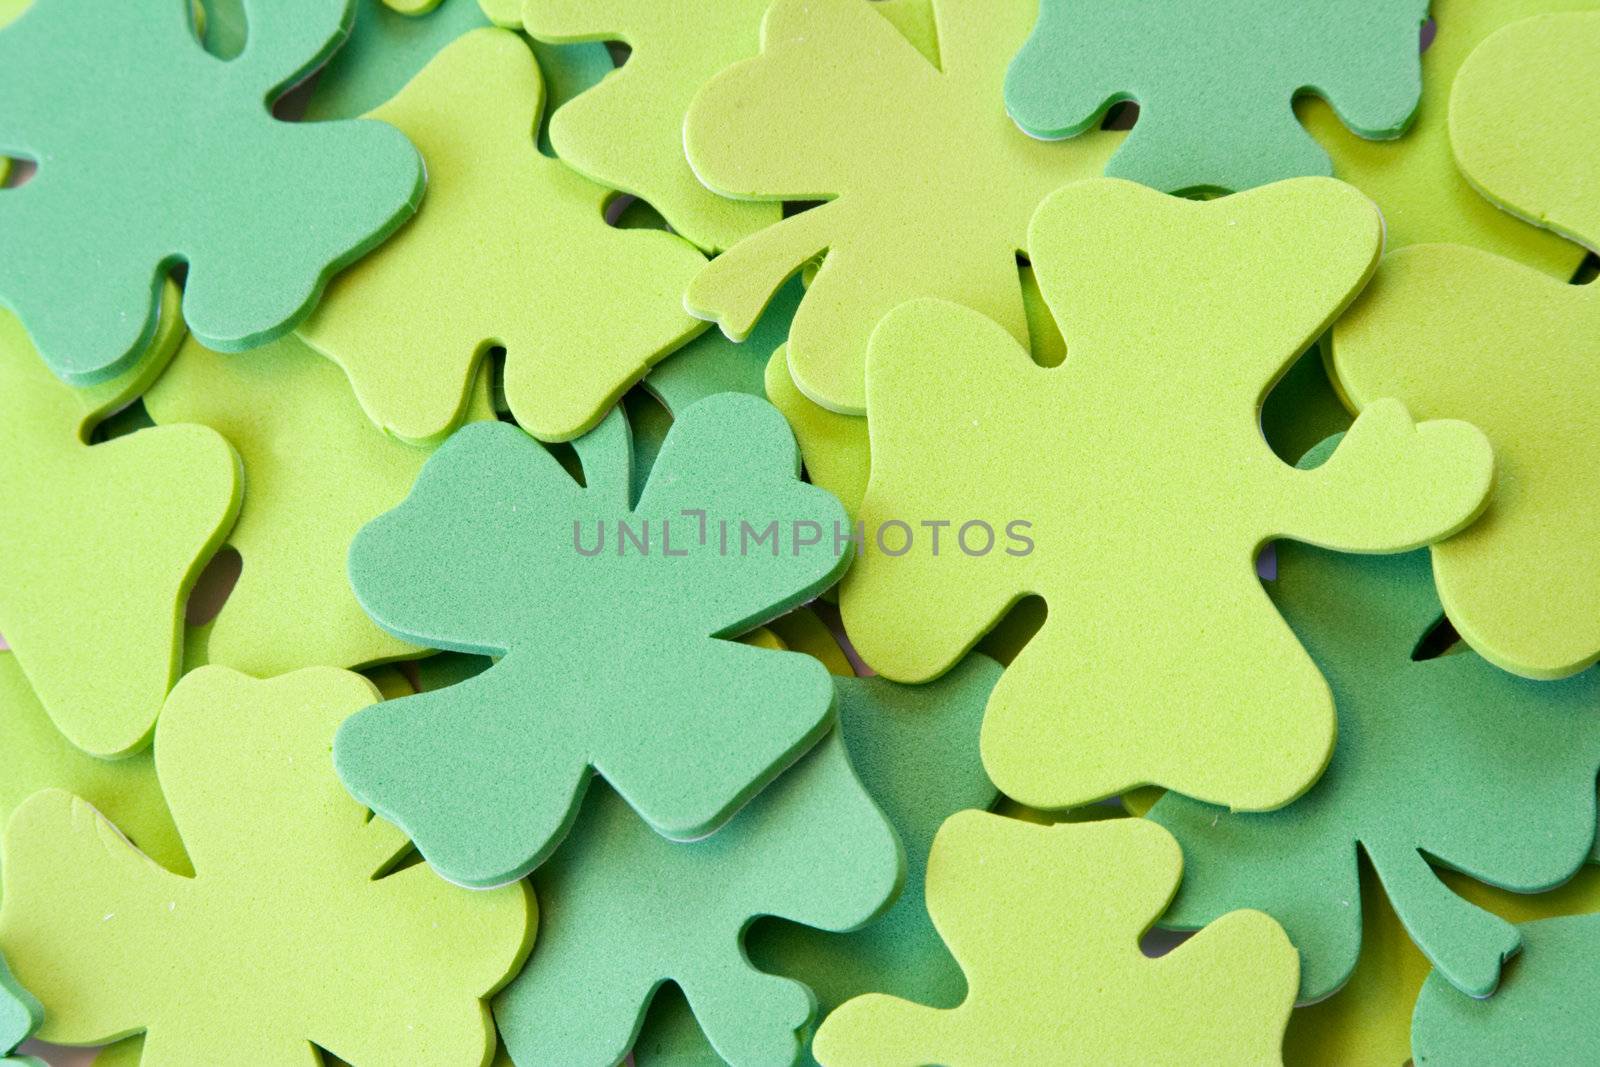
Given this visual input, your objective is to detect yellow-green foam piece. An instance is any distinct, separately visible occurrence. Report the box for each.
[842,177,1495,814]
[0,652,186,880]
[514,0,781,253]
[765,262,1066,520]
[1449,10,1600,253]
[683,0,1121,415]
[0,666,533,1065]
[0,305,241,757]
[1331,16,1600,679]
[812,812,1298,1066]
[144,332,494,678]
[1305,0,1595,278]
[299,27,708,445]
[1283,863,1600,1066]
[766,346,871,523]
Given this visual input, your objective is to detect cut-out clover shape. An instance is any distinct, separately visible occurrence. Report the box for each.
[0,954,41,1067]
[0,666,533,1065]
[812,812,1298,1066]
[146,332,494,678]
[0,0,424,384]
[0,306,241,757]
[1005,0,1429,194]
[1150,517,1600,1001]
[841,177,1495,814]
[683,0,1120,414]
[515,0,782,252]
[496,702,900,1067]
[500,649,1003,1067]
[1308,0,1592,278]
[1332,9,1600,680]
[337,393,852,889]
[298,27,708,445]
[1412,912,1600,1064]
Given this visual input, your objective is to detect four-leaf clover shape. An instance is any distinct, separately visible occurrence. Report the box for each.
[337,393,852,888]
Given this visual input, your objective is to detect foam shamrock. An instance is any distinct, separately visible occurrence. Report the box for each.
[495,703,900,1067]
[1311,0,1594,277]
[144,332,494,677]
[512,0,780,252]
[1005,0,1428,194]
[0,0,424,384]
[301,0,614,143]
[1331,12,1600,679]
[1412,912,1600,1064]
[337,393,851,888]
[1284,862,1600,1065]
[298,28,706,445]
[812,812,1297,1066]
[503,634,1001,1067]
[841,177,1494,813]
[683,0,1119,414]
[0,651,185,879]
[0,953,41,1067]
[0,306,241,757]
[0,666,533,1065]
[1150,508,1600,1000]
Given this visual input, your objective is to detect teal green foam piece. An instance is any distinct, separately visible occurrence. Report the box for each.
[1149,440,1600,1002]
[338,394,852,888]
[645,276,804,417]
[1412,912,1600,1064]
[0,0,425,384]
[0,954,42,1067]
[303,0,614,156]
[1004,0,1430,193]
[494,708,902,1066]
[629,656,1003,1066]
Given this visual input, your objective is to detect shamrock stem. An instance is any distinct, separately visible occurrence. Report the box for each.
[1365,842,1520,998]
[684,201,842,342]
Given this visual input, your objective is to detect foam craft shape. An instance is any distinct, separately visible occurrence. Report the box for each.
[1283,863,1600,1066]
[1412,912,1600,1064]
[1150,485,1600,1001]
[513,653,1002,1067]
[513,0,779,252]
[0,666,533,1065]
[683,0,1121,415]
[0,308,241,757]
[298,29,706,445]
[646,277,804,418]
[1331,17,1599,679]
[811,812,1297,1066]
[495,700,899,1066]
[1312,0,1595,278]
[764,264,1066,522]
[0,954,41,1067]
[765,346,872,522]
[1004,0,1428,194]
[841,177,1494,813]
[338,393,851,888]
[0,652,186,880]
[1449,11,1600,251]
[0,0,424,385]
[302,0,614,151]
[145,332,494,677]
